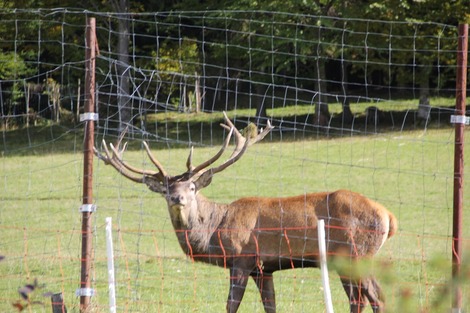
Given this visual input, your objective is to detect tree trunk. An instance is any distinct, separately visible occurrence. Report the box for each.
[417,66,432,122]
[115,0,131,131]
[341,61,353,124]
[25,81,30,127]
[313,58,329,126]
[194,72,201,113]
[419,66,431,99]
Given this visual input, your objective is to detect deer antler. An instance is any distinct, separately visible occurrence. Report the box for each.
[187,112,274,178]
[95,112,274,185]
[186,127,234,174]
[93,129,167,183]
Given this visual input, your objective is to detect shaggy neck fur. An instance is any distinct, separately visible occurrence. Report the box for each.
[169,193,228,254]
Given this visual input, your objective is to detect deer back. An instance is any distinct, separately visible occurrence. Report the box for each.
[212,189,396,268]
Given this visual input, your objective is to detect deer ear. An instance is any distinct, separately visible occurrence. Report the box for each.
[194,170,213,190]
[144,176,167,194]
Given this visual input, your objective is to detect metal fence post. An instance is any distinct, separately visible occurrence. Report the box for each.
[452,23,468,313]
[77,17,98,313]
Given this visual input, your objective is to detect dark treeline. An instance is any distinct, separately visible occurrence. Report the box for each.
[0,1,467,128]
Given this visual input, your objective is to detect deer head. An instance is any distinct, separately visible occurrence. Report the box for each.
[94,112,273,225]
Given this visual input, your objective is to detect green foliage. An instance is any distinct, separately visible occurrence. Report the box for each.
[0,52,33,80]
[0,7,464,123]
[153,37,200,75]
[0,52,34,119]
[150,37,201,107]
[242,122,258,139]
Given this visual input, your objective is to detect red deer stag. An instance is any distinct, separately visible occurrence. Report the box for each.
[94,112,397,313]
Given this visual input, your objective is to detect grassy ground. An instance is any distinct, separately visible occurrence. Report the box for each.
[0,105,469,312]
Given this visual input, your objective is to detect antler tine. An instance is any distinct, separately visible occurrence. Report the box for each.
[142,141,168,178]
[93,139,145,183]
[108,142,159,178]
[205,135,250,176]
[94,130,169,184]
[116,126,128,149]
[194,111,273,177]
[249,119,274,145]
[221,112,274,159]
[188,127,234,175]
[220,112,246,158]
[223,112,274,145]
[93,145,111,164]
[111,130,169,181]
[186,146,195,172]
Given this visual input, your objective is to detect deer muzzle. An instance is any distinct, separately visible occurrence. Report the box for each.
[169,194,186,210]
[167,196,189,227]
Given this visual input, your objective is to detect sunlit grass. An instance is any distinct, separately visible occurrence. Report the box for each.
[0,109,469,312]
[141,96,460,124]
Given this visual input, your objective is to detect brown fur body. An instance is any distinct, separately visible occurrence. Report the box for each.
[163,182,397,313]
[170,190,396,266]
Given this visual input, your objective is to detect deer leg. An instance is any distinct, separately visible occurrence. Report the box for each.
[360,277,385,313]
[226,266,250,313]
[339,276,368,313]
[251,272,276,313]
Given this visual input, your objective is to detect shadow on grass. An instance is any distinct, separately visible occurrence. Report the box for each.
[0,105,460,157]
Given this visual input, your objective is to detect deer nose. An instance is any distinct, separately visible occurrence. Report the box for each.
[171,194,186,205]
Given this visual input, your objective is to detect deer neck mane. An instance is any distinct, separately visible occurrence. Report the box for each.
[170,193,228,253]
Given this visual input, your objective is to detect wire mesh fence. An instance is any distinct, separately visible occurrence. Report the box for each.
[0,8,469,312]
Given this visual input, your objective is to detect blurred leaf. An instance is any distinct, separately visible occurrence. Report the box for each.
[12,301,24,311]
[18,285,34,300]
[18,279,38,300]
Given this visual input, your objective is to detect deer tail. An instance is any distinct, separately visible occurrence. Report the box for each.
[387,212,398,238]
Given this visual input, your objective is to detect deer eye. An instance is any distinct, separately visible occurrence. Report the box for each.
[189,185,196,192]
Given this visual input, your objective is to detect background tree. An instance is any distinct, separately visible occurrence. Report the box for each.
[0,0,468,128]
[112,0,132,131]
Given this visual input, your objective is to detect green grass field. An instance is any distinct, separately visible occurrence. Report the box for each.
[1,107,469,312]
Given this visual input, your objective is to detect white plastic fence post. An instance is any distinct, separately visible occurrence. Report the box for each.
[105,217,117,313]
[318,219,334,313]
